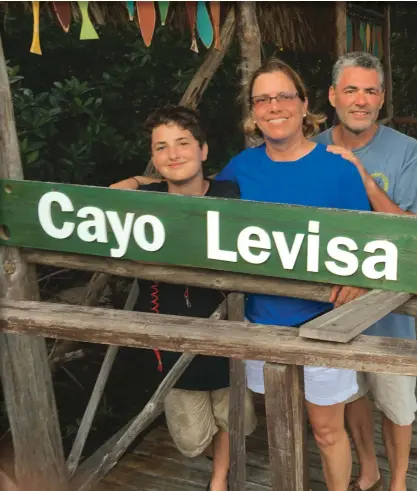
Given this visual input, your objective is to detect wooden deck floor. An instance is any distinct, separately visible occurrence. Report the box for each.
[94,397,417,491]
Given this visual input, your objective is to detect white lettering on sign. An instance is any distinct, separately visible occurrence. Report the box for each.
[36,191,399,283]
[206,211,399,281]
[237,226,271,265]
[38,191,166,258]
[206,211,237,262]
[38,191,75,239]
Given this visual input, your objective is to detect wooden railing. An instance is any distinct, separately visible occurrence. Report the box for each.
[1,250,417,491]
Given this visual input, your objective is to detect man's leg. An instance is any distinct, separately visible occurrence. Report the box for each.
[382,416,411,491]
[370,372,416,491]
[345,372,381,490]
[307,400,352,491]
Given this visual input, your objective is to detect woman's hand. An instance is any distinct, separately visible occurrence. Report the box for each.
[329,285,368,308]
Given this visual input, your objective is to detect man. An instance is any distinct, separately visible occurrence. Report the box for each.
[125,104,257,491]
[313,51,417,491]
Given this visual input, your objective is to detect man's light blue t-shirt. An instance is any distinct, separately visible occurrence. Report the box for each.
[313,125,417,340]
[216,142,371,327]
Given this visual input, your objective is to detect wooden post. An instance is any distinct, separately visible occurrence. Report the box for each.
[335,1,347,57]
[237,1,261,148]
[264,364,308,491]
[0,37,69,491]
[228,293,247,491]
[383,4,394,123]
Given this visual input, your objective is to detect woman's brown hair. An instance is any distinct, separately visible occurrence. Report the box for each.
[242,58,327,140]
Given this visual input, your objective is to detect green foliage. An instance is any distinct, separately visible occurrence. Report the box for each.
[2,9,243,186]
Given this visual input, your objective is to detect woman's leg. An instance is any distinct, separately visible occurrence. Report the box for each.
[306,400,351,491]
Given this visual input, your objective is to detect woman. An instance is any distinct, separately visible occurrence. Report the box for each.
[111,58,371,491]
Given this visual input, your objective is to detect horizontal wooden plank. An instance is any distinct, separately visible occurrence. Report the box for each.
[2,179,417,293]
[300,290,412,342]
[2,300,417,375]
[21,249,417,318]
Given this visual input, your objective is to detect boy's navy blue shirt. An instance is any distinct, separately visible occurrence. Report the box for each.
[134,179,240,391]
[216,142,372,327]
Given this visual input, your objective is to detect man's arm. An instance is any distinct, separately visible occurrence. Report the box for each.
[365,177,415,215]
[326,145,415,215]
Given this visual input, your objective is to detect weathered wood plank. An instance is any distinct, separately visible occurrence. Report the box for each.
[67,279,140,476]
[71,300,227,491]
[133,440,271,486]
[21,249,417,318]
[111,454,270,491]
[3,300,417,375]
[0,35,69,491]
[3,179,417,294]
[135,428,271,472]
[264,364,308,491]
[300,290,412,342]
[228,293,247,491]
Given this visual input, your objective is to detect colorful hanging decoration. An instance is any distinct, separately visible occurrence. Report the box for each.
[209,1,220,51]
[346,16,353,52]
[136,1,156,48]
[126,1,135,21]
[52,1,71,33]
[30,1,42,55]
[78,1,99,40]
[158,1,169,26]
[196,1,213,49]
[185,2,199,53]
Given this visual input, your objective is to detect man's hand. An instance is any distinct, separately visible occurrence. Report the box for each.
[326,145,372,186]
[329,285,368,308]
[109,176,161,190]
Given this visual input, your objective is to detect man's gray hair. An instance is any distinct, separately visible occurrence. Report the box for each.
[332,52,385,89]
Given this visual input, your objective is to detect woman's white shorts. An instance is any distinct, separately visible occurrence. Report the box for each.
[244,359,358,406]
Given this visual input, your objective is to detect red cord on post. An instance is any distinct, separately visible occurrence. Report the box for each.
[151,283,163,372]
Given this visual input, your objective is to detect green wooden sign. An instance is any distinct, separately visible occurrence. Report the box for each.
[1,179,417,293]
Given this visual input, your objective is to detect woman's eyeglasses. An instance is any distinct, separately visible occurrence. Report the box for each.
[251,92,299,107]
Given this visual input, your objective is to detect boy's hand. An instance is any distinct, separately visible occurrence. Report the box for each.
[109,176,161,190]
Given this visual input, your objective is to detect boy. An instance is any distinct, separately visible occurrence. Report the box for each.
[130,105,257,491]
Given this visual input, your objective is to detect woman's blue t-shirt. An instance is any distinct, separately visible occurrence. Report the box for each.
[215,142,372,327]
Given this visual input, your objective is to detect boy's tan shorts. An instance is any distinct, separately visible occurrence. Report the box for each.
[346,371,417,426]
[164,387,257,458]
